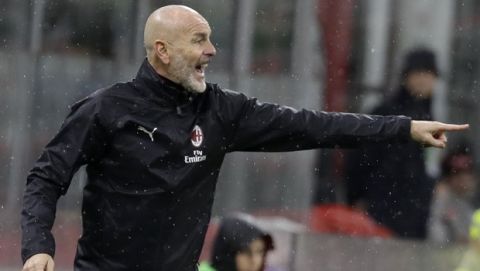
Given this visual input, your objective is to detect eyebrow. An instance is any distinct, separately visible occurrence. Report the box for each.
[192,33,208,40]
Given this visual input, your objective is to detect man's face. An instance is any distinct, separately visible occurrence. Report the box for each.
[166,16,216,93]
[405,71,437,99]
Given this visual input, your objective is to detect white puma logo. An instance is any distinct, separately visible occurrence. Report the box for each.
[137,126,157,142]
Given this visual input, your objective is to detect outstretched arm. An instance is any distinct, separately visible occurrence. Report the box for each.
[216,89,411,152]
[410,120,469,148]
[215,88,469,152]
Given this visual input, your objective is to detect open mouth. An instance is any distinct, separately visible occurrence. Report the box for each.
[195,63,208,77]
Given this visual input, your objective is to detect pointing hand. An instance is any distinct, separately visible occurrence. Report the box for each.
[410,120,469,148]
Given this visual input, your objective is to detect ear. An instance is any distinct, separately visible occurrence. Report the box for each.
[154,40,170,65]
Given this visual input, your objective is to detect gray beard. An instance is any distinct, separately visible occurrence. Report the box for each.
[169,55,206,93]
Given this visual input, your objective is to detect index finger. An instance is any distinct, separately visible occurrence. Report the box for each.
[437,123,469,131]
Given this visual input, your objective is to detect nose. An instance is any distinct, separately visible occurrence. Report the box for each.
[204,40,216,57]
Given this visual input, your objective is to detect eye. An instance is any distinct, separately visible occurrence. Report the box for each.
[193,38,205,44]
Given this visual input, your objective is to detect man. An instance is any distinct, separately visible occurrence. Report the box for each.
[21,5,467,271]
[345,48,444,239]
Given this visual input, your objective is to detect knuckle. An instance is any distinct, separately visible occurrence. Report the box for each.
[23,262,32,270]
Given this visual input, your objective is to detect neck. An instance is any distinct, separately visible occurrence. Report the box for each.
[147,58,179,84]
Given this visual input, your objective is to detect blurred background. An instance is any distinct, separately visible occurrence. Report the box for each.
[1,0,480,270]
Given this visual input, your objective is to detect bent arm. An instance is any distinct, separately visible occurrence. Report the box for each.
[21,97,107,263]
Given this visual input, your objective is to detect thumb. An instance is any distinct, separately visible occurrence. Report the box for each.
[427,133,446,148]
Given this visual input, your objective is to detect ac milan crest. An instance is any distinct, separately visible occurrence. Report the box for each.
[191,125,203,147]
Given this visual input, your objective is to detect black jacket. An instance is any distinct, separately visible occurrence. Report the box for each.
[345,86,434,239]
[22,59,411,270]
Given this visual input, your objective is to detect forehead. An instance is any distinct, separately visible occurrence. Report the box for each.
[248,238,266,250]
[181,14,212,35]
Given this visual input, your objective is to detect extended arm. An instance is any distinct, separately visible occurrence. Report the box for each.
[221,91,411,152]
[219,90,468,152]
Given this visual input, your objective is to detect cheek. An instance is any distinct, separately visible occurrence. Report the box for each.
[190,48,205,61]
[181,48,198,60]
[252,254,265,269]
[235,254,251,271]
[417,76,436,92]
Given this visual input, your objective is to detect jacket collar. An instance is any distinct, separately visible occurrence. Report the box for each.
[133,58,198,106]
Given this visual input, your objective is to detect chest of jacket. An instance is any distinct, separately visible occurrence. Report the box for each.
[94,94,227,194]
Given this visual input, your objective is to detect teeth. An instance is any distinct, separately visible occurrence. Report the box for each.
[196,64,207,73]
[195,63,208,77]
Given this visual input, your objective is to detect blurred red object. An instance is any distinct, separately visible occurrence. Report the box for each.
[198,221,220,262]
[310,204,393,238]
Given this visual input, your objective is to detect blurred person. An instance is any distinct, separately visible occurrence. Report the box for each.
[199,216,275,271]
[428,145,476,244]
[345,48,441,239]
[455,209,480,271]
[20,5,468,271]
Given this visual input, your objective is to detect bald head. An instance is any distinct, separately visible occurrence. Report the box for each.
[144,5,208,59]
[142,5,216,93]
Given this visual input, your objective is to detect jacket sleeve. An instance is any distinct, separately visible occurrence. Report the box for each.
[21,96,107,263]
[218,90,412,152]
